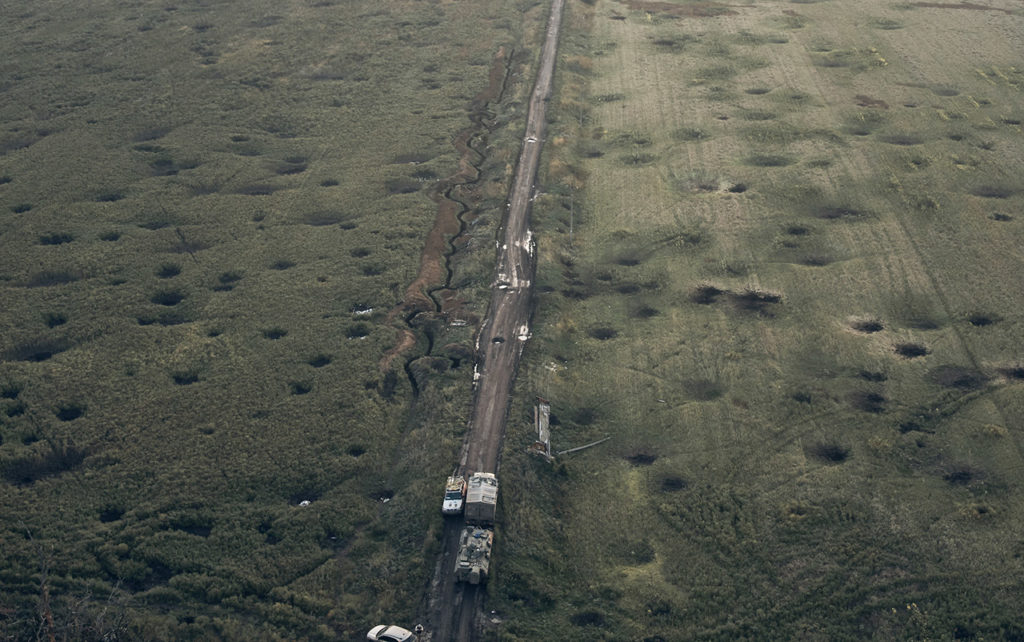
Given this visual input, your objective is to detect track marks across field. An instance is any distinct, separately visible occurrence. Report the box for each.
[493,0,1024,638]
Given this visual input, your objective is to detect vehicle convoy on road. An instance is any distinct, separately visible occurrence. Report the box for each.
[454,526,494,585]
[454,473,498,585]
[464,472,498,524]
[442,475,467,515]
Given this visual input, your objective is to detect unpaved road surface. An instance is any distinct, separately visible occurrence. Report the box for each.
[425,0,565,639]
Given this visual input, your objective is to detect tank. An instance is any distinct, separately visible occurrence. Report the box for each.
[454,526,493,585]
[464,472,498,525]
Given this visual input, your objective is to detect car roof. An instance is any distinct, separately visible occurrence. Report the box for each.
[369,625,415,641]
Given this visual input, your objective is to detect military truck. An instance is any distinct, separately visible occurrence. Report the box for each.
[441,475,466,515]
[454,526,493,585]
[464,472,498,525]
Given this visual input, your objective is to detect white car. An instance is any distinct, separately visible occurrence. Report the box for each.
[366,624,417,642]
[442,475,466,515]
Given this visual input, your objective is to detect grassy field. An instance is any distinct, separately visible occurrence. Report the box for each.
[492,0,1024,639]
[0,0,543,639]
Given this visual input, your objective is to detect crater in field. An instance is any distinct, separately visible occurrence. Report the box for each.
[943,465,981,486]
[855,94,889,108]
[659,476,688,492]
[967,313,996,327]
[685,378,724,401]
[39,233,74,246]
[851,319,883,333]
[290,381,312,395]
[271,259,295,270]
[930,365,988,390]
[172,371,199,385]
[1,442,89,485]
[970,185,1015,199]
[263,327,288,340]
[850,391,886,413]
[156,263,181,278]
[814,205,863,220]
[5,339,69,362]
[745,87,771,95]
[990,213,1013,222]
[308,354,332,367]
[631,305,659,319]
[800,254,832,266]
[931,86,960,96]
[347,323,370,339]
[808,442,849,464]
[99,506,125,523]
[347,445,366,457]
[731,289,781,314]
[274,161,307,175]
[150,290,185,306]
[791,391,812,404]
[625,452,658,466]
[692,284,726,304]
[55,403,85,421]
[588,327,618,340]
[859,370,887,382]
[998,366,1024,380]
[894,342,928,358]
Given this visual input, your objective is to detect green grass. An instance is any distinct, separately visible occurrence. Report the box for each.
[0,0,539,638]
[488,0,1024,639]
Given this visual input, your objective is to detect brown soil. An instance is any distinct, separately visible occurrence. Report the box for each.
[381,47,511,371]
[379,328,416,372]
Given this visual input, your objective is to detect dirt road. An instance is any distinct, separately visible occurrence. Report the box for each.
[425,0,565,639]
